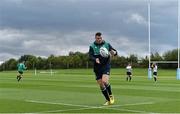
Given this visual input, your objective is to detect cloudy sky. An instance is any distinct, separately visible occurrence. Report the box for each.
[0,0,178,62]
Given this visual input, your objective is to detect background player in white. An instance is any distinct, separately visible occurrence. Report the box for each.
[151,63,158,82]
[126,63,132,81]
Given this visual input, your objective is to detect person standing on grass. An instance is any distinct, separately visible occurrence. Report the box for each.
[89,32,117,105]
[126,63,132,82]
[151,63,158,82]
[17,61,27,82]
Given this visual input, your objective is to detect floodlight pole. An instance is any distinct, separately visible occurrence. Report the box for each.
[148,0,152,79]
[177,0,180,80]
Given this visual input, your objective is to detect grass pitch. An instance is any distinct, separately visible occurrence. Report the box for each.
[0,68,180,113]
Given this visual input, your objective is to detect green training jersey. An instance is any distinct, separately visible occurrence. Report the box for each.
[17,63,26,72]
[90,41,110,55]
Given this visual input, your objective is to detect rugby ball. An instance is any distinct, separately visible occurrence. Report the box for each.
[100,47,109,58]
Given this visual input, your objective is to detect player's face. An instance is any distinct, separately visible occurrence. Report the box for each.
[95,35,103,44]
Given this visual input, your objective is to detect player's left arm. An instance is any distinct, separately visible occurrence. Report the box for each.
[108,43,118,56]
[23,64,27,70]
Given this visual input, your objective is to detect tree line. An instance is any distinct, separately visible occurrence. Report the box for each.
[0,49,178,71]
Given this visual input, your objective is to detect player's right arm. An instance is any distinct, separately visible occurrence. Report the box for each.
[89,46,96,61]
[89,46,100,64]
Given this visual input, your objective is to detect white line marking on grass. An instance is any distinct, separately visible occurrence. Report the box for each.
[25,100,97,108]
[41,107,99,113]
[26,100,154,113]
[106,107,146,113]
[42,107,146,113]
[107,101,154,108]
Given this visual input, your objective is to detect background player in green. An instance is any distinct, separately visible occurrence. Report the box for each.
[17,61,27,82]
[89,32,117,105]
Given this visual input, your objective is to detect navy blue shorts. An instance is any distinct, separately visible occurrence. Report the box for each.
[127,72,132,75]
[18,71,23,74]
[94,64,110,80]
[153,72,157,76]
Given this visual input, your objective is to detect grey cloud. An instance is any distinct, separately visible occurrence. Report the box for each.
[0,0,179,61]
[0,29,93,61]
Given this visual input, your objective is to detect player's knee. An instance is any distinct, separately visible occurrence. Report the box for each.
[104,82,110,87]
[99,85,106,90]
[102,77,108,84]
[97,80,104,86]
[102,80,109,86]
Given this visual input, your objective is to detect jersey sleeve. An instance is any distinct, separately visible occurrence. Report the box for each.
[23,64,26,70]
[89,46,96,62]
[108,43,118,56]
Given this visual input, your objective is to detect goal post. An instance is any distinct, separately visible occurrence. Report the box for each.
[177,0,180,80]
[149,61,179,79]
[33,61,55,76]
[147,0,180,80]
[148,0,152,79]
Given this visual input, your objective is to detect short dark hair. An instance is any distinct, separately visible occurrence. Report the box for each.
[95,32,102,36]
